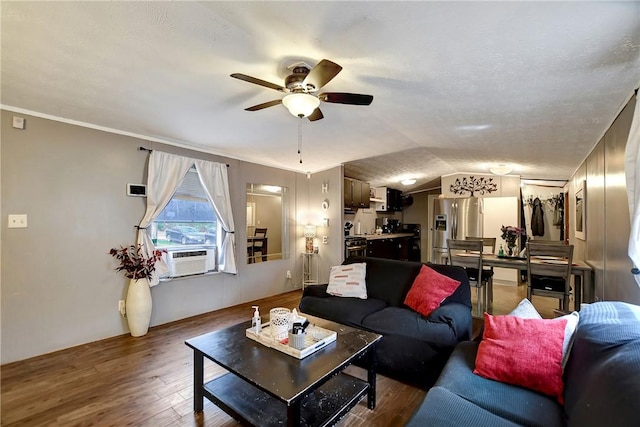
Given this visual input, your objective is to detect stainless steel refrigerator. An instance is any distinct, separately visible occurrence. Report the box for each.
[432,197,483,264]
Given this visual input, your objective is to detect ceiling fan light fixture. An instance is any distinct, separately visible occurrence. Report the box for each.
[282,93,320,118]
[401,178,417,185]
[489,165,512,175]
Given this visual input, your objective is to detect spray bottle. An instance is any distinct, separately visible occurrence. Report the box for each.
[251,306,261,333]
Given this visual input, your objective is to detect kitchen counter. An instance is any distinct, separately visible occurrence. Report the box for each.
[352,233,415,241]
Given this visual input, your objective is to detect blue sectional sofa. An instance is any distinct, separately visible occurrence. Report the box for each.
[407,301,640,427]
[299,256,473,388]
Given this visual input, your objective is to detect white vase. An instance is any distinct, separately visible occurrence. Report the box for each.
[126,278,152,337]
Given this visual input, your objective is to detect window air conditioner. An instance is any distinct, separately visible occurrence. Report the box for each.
[166,249,208,277]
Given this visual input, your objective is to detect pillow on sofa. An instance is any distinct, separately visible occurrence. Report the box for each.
[474,313,568,403]
[509,298,579,369]
[404,264,461,317]
[327,263,367,299]
[509,298,543,318]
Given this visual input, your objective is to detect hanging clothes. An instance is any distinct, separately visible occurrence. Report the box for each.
[531,197,545,236]
[552,200,562,225]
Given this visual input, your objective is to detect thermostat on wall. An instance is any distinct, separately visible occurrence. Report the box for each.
[127,183,147,197]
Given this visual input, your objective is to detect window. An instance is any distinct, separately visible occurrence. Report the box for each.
[150,167,220,274]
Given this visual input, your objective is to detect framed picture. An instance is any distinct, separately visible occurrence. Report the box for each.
[575,180,586,240]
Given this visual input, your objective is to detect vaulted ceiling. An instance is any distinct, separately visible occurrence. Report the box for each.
[2,2,638,191]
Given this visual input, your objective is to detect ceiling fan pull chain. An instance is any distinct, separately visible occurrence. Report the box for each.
[298,119,303,164]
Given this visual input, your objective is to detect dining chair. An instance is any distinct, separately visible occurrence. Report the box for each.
[252,228,267,262]
[466,237,496,306]
[448,239,489,318]
[526,242,574,311]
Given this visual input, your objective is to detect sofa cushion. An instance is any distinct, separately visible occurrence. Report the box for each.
[327,263,367,299]
[404,265,461,317]
[564,302,640,427]
[344,256,422,306]
[362,306,463,347]
[344,257,472,309]
[474,313,567,403]
[298,295,387,327]
[406,386,523,427]
[360,306,463,387]
[429,341,564,427]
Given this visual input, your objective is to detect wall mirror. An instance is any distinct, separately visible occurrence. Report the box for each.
[575,180,586,240]
[246,183,289,263]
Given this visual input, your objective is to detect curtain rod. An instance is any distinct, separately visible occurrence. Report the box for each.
[138,146,229,167]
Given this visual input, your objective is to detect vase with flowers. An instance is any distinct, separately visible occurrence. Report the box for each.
[109,244,166,337]
[500,225,526,257]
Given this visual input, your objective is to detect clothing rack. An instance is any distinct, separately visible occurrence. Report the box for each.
[524,193,562,208]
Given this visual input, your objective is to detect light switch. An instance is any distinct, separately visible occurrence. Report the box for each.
[12,116,25,129]
[8,214,28,228]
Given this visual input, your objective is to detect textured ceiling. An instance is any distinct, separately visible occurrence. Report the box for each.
[2,1,639,191]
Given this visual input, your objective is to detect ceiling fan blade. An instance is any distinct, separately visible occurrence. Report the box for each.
[230,73,286,92]
[307,108,324,122]
[244,99,282,111]
[319,92,373,105]
[302,59,342,90]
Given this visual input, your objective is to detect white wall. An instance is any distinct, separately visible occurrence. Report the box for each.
[0,111,302,363]
[306,167,343,283]
[483,197,519,284]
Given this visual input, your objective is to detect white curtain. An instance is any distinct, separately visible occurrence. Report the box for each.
[137,152,194,287]
[625,92,640,287]
[195,160,237,274]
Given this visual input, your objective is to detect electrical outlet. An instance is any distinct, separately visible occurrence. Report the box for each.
[322,236,328,244]
[8,214,28,228]
[118,300,126,317]
[286,270,292,279]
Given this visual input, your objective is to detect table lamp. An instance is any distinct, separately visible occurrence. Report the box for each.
[304,225,316,254]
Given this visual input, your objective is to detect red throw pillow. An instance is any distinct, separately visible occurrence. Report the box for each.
[404,265,461,317]
[474,313,568,403]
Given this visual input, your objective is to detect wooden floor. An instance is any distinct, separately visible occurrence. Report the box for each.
[1,283,561,427]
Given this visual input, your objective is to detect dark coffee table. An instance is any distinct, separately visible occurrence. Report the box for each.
[185,315,382,427]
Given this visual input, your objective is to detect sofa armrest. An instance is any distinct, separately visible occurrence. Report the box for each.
[428,303,473,342]
[301,284,329,298]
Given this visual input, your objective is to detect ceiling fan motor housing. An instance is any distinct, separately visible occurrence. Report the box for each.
[285,66,314,92]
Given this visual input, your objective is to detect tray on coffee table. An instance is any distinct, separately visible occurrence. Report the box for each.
[246,322,337,359]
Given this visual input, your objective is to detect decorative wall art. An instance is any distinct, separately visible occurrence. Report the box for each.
[449,176,498,196]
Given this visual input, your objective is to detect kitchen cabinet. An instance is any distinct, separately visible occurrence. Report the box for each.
[374,187,403,212]
[366,235,412,260]
[367,238,395,259]
[396,236,411,261]
[344,178,370,210]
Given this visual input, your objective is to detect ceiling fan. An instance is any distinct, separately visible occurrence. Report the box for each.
[230,59,373,121]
